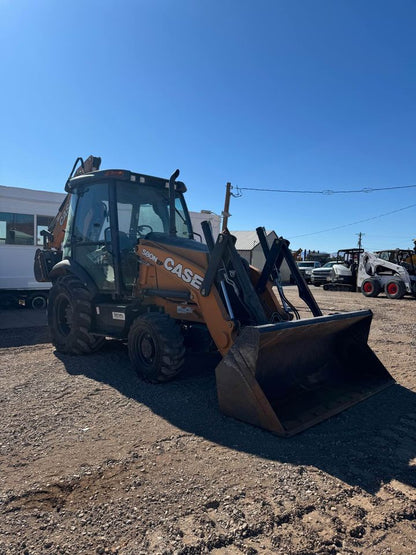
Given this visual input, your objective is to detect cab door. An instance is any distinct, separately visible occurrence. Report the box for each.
[72,183,116,291]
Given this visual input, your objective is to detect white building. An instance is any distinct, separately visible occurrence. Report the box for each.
[230,230,291,284]
[191,210,221,243]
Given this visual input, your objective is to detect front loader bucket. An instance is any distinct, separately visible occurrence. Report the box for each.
[215,310,394,437]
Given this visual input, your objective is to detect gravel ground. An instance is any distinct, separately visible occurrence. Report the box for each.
[0,287,415,554]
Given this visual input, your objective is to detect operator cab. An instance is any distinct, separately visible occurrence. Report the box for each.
[64,168,195,296]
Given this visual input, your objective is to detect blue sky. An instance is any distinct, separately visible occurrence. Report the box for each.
[1,0,415,253]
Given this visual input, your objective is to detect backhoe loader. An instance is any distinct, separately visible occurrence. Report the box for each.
[35,156,394,436]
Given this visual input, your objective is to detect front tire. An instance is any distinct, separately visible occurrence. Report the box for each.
[48,274,105,354]
[361,278,381,298]
[128,312,185,383]
[385,279,406,300]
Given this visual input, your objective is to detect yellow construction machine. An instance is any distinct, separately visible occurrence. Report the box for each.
[35,156,394,436]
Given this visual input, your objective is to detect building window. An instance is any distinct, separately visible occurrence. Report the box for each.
[36,215,54,246]
[0,212,34,245]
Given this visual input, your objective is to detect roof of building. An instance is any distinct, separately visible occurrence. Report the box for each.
[230,230,276,251]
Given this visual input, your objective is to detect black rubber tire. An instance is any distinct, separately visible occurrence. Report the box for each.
[384,279,406,300]
[128,312,185,383]
[48,274,105,354]
[27,293,48,310]
[361,278,381,298]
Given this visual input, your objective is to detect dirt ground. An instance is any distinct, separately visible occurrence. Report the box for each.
[1,287,415,555]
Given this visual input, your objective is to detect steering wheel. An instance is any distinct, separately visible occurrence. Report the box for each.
[137,225,153,237]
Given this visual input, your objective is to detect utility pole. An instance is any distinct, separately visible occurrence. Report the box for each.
[222,182,232,231]
[357,232,365,250]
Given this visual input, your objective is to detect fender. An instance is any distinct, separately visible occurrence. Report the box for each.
[49,258,99,295]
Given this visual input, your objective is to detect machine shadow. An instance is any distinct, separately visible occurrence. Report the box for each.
[58,340,416,495]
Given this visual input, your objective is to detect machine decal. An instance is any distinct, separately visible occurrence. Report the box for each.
[163,257,204,290]
[177,305,194,314]
[142,248,159,263]
[112,312,125,320]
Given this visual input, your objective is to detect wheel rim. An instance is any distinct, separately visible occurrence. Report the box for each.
[32,296,47,309]
[139,332,156,366]
[387,283,398,295]
[363,282,373,294]
[56,295,72,337]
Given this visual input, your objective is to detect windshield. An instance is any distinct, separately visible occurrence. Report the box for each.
[115,182,193,240]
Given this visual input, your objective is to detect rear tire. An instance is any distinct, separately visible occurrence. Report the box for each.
[48,274,105,354]
[128,312,185,383]
[361,278,381,298]
[385,279,406,300]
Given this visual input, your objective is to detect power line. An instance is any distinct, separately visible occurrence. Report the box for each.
[235,183,416,195]
[288,202,416,239]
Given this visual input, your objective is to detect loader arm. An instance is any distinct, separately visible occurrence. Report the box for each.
[135,227,291,354]
[359,251,411,282]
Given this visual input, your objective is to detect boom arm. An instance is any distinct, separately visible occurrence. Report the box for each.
[41,193,71,250]
[41,155,102,251]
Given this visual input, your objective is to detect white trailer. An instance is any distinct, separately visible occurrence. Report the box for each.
[0,185,65,308]
[0,184,220,308]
